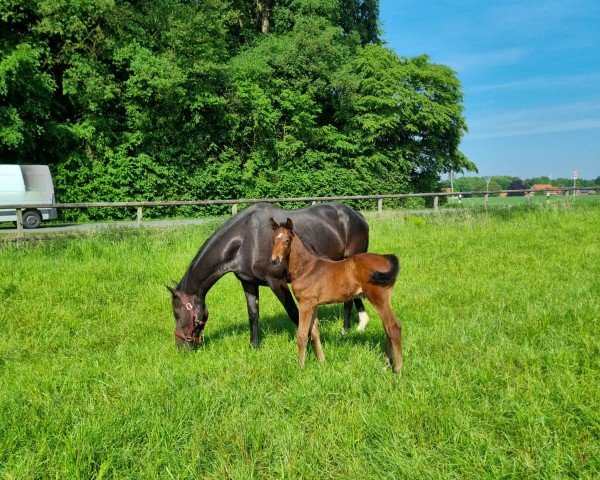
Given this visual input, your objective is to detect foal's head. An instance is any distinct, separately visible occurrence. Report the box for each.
[166,283,208,349]
[270,217,294,265]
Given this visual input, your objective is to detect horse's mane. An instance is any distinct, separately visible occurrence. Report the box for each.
[279,224,330,260]
[297,232,329,259]
[179,208,254,288]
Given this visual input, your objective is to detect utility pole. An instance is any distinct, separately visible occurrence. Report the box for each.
[485,176,492,192]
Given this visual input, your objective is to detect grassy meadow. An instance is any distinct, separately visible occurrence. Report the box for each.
[1,204,599,479]
[453,192,600,208]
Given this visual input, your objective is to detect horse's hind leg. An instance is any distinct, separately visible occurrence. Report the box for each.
[342,301,352,333]
[354,298,370,331]
[342,298,370,333]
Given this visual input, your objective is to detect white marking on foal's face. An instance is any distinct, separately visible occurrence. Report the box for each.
[276,233,283,239]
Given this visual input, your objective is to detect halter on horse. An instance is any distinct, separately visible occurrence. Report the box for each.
[172,291,207,346]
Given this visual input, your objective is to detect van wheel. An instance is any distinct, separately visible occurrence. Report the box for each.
[23,210,42,229]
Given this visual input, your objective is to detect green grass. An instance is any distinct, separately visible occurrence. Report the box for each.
[1,204,599,479]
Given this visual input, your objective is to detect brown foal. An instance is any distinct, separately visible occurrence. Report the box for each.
[270,218,403,373]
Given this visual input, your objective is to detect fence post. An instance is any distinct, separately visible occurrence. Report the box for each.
[546,192,550,206]
[433,196,439,212]
[526,192,531,205]
[16,208,24,238]
[377,198,383,213]
[137,206,143,227]
[484,194,489,209]
[458,194,462,204]
[232,203,238,215]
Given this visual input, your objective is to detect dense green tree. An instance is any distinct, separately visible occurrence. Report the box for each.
[232,0,378,43]
[338,47,474,193]
[0,42,57,160]
[507,178,526,195]
[1,0,475,219]
[523,176,551,188]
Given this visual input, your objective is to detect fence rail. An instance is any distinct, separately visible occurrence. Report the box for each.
[1,186,597,237]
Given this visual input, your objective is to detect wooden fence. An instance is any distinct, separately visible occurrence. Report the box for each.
[1,187,595,237]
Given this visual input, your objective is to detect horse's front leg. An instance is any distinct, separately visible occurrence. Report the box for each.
[241,280,260,348]
[267,278,299,326]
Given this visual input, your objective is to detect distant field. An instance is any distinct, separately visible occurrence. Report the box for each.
[1,204,599,478]
[453,192,600,208]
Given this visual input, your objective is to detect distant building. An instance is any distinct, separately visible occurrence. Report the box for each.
[531,184,562,195]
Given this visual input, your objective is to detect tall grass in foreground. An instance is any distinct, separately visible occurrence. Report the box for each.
[1,204,599,479]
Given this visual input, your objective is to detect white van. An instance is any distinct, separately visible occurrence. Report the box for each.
[0,165,58,228]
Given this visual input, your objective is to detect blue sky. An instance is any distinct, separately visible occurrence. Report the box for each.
[379,0,600,180]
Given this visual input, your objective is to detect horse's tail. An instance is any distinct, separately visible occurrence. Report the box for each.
[370,255,400,286]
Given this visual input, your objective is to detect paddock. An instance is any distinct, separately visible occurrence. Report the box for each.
[1,204,598,478]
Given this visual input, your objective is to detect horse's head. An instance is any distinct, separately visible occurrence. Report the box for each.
[166,283,208,349]
[270,217,294,265]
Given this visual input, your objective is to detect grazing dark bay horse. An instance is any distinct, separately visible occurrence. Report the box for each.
[270,218,403,373]
[167,202,369,349]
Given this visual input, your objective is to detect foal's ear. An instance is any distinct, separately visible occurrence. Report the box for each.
[269,218,279,230]
[285,218,294,231]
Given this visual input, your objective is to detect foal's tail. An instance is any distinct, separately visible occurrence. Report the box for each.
[370,255,400,286]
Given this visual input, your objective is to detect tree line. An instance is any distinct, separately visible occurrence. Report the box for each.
[442,175,600,193]
[1,0,475,218]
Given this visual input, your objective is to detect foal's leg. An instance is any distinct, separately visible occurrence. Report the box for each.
[310,315,325,363]
[297,304,316,367]
[367,289,403,373]
[381,307,402,373]
[241,281,260,348]
[385,336,393,366]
